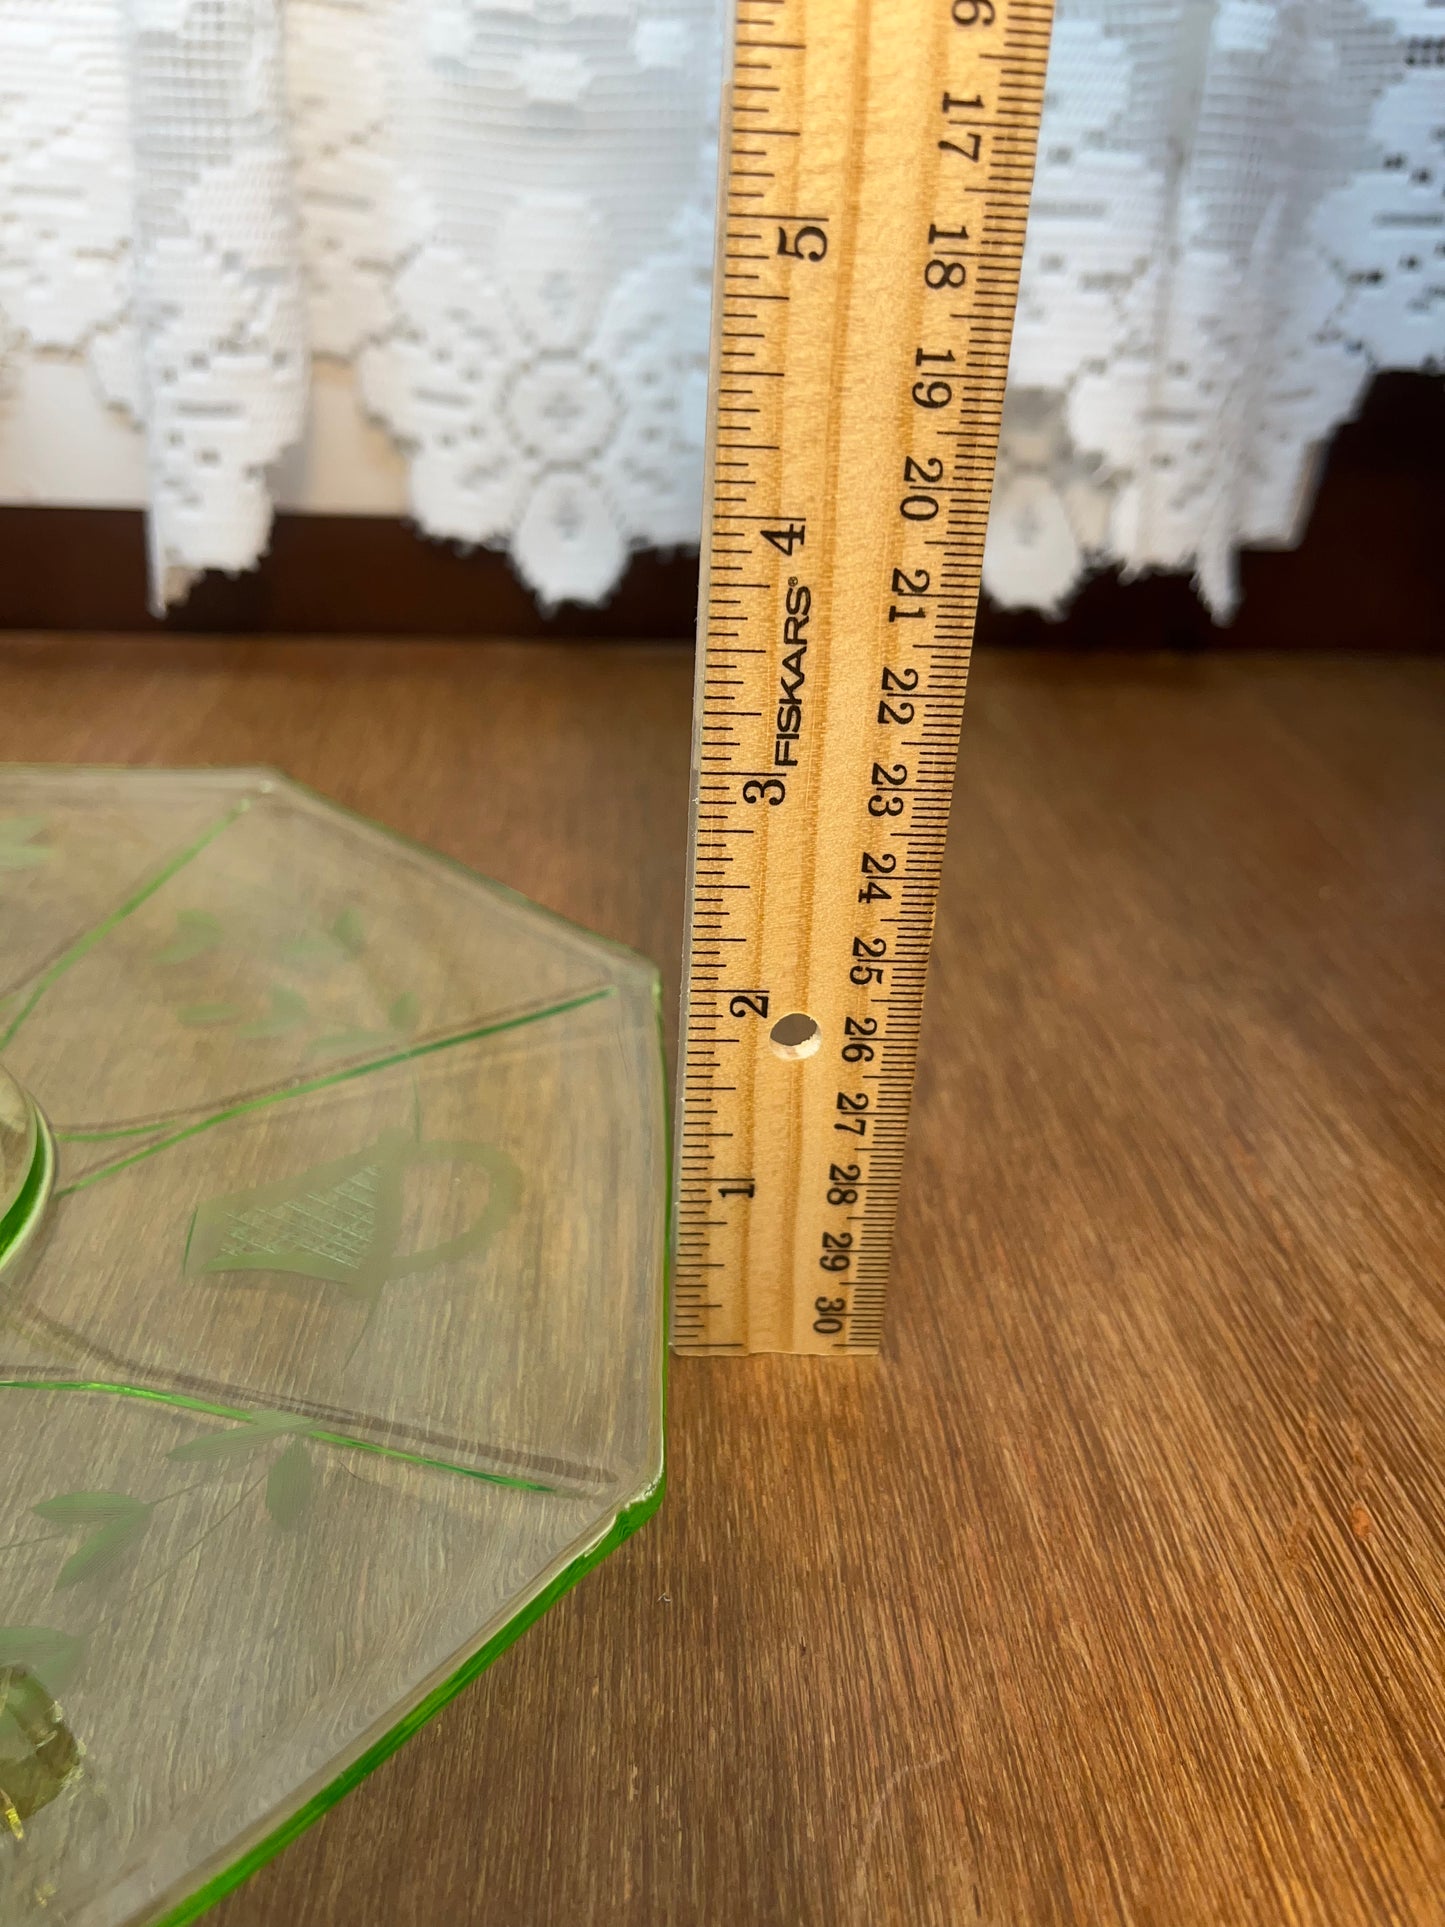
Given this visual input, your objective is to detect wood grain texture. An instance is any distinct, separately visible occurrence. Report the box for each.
[1,637,1442,1926]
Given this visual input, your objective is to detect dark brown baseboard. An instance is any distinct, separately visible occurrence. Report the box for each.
[1,372,1439,646]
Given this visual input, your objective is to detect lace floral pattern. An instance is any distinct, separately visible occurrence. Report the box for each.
[987,0,1445,616]
[0,0,1439,613]
[288,0,719,605]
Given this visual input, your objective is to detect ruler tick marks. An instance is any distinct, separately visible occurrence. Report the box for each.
[677,0,1053,1356]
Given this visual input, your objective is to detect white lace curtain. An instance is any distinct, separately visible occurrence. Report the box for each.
[0,0,1440,617]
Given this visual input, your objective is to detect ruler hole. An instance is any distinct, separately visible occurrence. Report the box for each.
[769,1011,820,1060]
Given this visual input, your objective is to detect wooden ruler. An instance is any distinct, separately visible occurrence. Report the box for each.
[675,0,1054,1355]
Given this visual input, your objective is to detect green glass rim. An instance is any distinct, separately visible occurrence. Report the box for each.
[150,973,673,1925]
[0,1081,54,1275]
[150,1471,665,1927]
[0,776,672,1922]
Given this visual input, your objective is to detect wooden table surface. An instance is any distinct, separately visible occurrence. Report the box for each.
[2,637,1443,1927]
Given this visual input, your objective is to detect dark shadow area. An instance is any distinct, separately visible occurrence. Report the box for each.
[0,372,1439,646]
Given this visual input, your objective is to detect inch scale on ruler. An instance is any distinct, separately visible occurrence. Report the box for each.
[676,0,1054,1355]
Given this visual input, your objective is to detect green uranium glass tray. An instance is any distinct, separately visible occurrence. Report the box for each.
[0,768,667,1926]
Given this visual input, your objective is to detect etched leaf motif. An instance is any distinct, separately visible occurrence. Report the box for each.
[0,1628,82,1694]
[0,817,49,872]
[0,817,46,843]
[33,1492,148,1528]
[55,1512,152,1590]
[265,1441,313,1529]
[279,932,339,967]
[154,909,222,965]
[239,985,310,1039]
[331,907,365,957]
[177,1002,245,1027]
[32,1493,153,1592]
[167,1411,307,1463]
[388,991,420,1034]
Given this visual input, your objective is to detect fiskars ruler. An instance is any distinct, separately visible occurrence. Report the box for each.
[676,0,1054,1353]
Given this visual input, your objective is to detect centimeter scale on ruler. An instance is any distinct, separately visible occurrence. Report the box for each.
[676,0,1053,1355]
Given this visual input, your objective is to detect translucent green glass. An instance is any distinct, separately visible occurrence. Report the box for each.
[0,768,666,1926]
